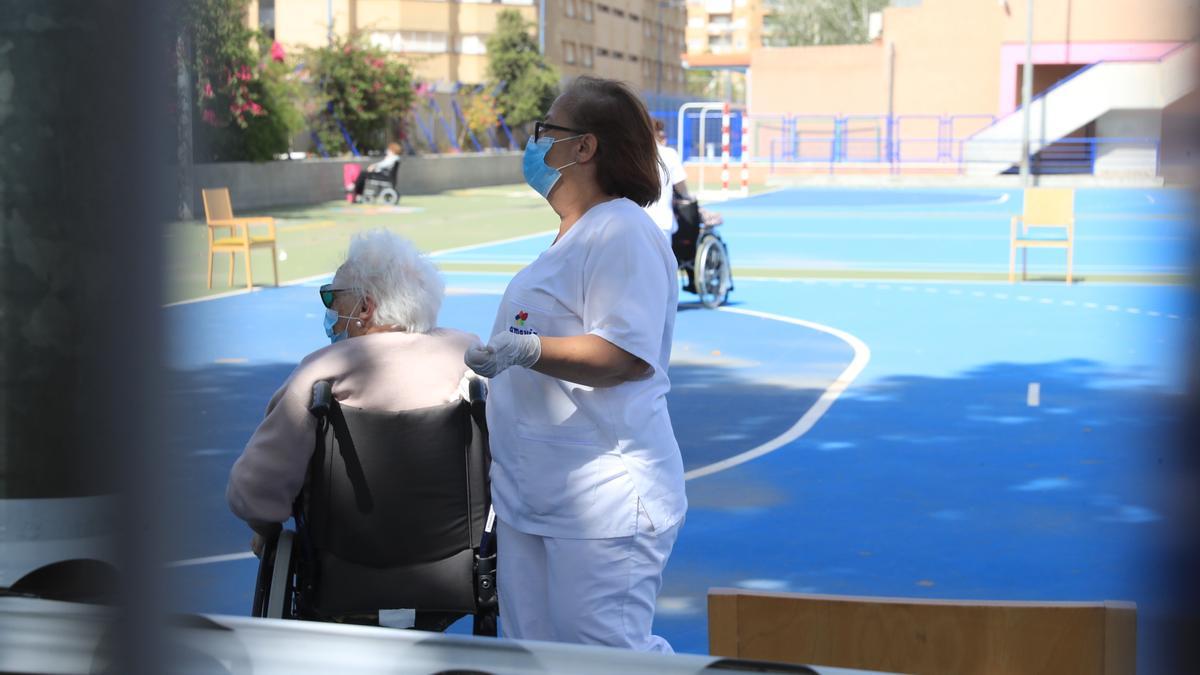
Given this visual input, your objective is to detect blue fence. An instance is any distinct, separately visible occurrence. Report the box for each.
[754,113,1160,175]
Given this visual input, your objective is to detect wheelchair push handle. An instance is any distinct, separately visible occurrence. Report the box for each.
[309,380,333,417]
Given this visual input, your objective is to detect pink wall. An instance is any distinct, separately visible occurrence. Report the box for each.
[998,41,1183,114]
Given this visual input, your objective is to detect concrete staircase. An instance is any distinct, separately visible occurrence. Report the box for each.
[962,42,1197,176]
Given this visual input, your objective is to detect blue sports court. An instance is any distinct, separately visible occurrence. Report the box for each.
[162,186,1194,670]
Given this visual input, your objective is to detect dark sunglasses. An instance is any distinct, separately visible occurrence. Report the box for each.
[319,284,359,309]
[534,120,585,143]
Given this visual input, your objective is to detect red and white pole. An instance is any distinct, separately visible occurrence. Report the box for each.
[740,115,751,196]
[720,102,731,195]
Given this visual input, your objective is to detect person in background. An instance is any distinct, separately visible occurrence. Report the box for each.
[465,76,686,652]
[352,142,403,199]
[227,230,479,556]
[644,119,689,237]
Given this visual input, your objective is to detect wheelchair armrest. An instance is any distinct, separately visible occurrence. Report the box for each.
[467,375,487,404]
[310,380,333,417]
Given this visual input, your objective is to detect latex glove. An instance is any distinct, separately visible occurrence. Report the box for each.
[465,331,542,378]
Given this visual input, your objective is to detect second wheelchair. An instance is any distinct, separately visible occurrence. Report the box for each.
[671,194,733,309]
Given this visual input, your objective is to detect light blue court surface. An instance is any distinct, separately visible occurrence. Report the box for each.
[433,187,1195,276]
[165,272,1193,672]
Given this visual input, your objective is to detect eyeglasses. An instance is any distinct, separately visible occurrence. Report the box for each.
[534,120,585,143]
[319,284,360,308]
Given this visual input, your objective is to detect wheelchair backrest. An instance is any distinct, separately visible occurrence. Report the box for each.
[303,394,489,569]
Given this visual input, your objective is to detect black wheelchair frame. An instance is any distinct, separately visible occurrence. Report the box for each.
[360,162,400,205]
[672,194,733,308]
[251,378,497,636]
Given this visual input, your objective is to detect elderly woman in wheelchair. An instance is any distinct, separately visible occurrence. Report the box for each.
[226,230,496,633]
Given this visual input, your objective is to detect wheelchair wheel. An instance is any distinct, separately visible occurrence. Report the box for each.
[252,529,298,619]
[694,235,731,308]
[377,187,399,205]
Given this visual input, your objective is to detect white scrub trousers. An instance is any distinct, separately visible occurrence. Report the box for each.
[496,503,681,651]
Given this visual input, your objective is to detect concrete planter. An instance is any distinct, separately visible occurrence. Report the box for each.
[191,151,522,214]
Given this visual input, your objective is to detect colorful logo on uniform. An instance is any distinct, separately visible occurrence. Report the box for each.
[514,311,528,326]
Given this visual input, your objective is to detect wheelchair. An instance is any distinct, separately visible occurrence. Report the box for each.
[671,193,733,308]
[359,162,400,205]
[251,377,497,636]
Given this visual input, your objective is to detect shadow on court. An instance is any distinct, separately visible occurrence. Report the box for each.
[661,359,1182,670]
[161,352,1183,673]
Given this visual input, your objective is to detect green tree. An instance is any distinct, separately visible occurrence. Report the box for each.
[184,0,301,161]
[485,10,559,128]
[764,0,890,47]
[303,37,415,155]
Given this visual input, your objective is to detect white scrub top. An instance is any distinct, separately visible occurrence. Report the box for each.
[485,197,686,539]
[645,144,687,235]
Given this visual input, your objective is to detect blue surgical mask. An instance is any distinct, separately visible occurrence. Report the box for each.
[324,308,352,344]
[523,135,581,199]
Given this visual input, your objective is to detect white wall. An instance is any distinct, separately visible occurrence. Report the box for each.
[1095,109,1162,176]
[191,152,524,213]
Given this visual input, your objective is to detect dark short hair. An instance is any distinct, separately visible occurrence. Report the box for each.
[558,76,662,208]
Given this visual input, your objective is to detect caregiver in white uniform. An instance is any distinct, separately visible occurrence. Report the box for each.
[465,76,686,652]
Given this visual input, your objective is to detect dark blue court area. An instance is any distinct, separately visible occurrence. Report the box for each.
[163,187,1196,671]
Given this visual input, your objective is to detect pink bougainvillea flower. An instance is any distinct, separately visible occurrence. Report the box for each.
[202,109,219,126]
[203,81,214,98]
[270,41,286,62]
[237,65,253,82]
[373,81,382,91]
[249,102,264,115]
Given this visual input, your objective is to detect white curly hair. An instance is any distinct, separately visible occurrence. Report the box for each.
[334,230,444,333]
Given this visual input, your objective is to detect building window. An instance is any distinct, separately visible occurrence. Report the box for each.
[500,0,535,4]
[629,13,639,21]
[564,41,577,64]
[582,45,594,68]
[458,34,487,54]
[708,33,732,53]
[258,0,275,40]
[597,3,609,13]
[630,54,639,62]
[582,0,593,21]
[369,31,449,54]
[643,20,652,37]
[597,47,610,56]
[565,0,576,17]
[612,51,623,60]
[709,13,732,26]
[613,8,624,17]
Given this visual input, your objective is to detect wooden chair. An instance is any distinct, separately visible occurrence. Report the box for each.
[709,589,1135,675]
[1010,187,1075,284]
[202,187,279,290]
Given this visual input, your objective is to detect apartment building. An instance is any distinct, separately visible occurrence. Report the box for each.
[546,0,687,94]
[684,0,765,58]
[248,0,686,93]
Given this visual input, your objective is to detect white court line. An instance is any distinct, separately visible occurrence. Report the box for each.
[166,551,256,568]
[165,287,262,308]
[166,231,557,307]
[1026,383,1041,407]
[428,229,557,258]
[683,307,871,481]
